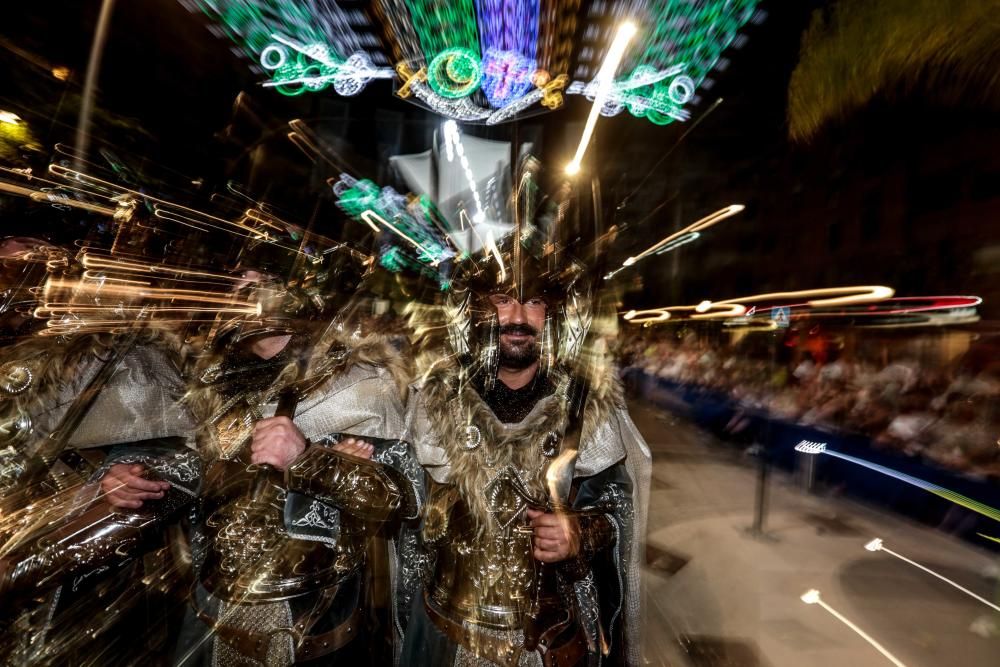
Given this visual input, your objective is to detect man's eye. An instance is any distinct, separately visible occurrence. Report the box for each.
[526,298,546,308]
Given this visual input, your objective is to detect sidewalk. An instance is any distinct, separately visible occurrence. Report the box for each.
[634,402,1000,667]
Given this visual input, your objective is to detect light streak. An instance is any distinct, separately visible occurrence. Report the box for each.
[800,589,908,667]
[624,285,896,325]
[688,303,749,319]
[80,272,150,287]
[622,309,670,324]
[623,204,743,267]
[622,1,760,126]
[79,252,249,284]
[977,534,1000,545]
[626,291,978,327]
[795,442,1000,524]
[360,210,436,262]
[43,163,328,261]
[653,231,700,255]
[864,538,1000,613]
[793,296,983,319]
[0,180,118,217]
[441,122,486,222]
[38,278,261,312]
[566,64,692,122]
[442,120,458,161]
[0,110,22,125]
[483,228,507,283]
[286,119,358,173]
[719,285,896,308]
[566,21,637,175]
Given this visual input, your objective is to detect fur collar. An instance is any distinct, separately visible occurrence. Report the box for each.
[417,362,624,529]
[187,332,410,459]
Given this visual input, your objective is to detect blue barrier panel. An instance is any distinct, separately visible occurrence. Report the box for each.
[632,371,1000,549]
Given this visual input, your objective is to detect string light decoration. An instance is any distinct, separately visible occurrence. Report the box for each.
[261,35,394,96]
[182,0,763,125]
[404,0,480,59]
[481,49,537,108]
[183,0,391,96]
[372,0,424,62]
[333,174,454,272]
[537,0,580,76]
[426,48,483,98]
[380,245,451,289]
[483,74,567,124]
[612,0,760,124]
[474,0,540,107]
[567,63,692,122]
[441,121,486,223]
[474,0,539,57]
[409,78,493,122]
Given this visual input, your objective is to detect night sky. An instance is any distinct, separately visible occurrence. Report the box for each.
[2,1,996,315]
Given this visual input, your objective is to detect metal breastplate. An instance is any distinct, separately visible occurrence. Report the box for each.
[426,468,546,630]
[199,452,359,604]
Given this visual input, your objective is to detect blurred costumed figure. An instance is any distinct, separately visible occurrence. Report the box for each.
[0,235,200,665]
[400,159,650,666]
[175,239,421,666]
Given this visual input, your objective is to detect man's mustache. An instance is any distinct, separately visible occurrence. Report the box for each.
[499,324,538,337]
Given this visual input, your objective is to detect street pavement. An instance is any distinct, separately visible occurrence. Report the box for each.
[632,401,1000,667]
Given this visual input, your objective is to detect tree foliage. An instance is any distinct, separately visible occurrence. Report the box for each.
[788,0,1000,141]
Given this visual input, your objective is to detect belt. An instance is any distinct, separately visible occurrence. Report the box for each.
[424,594,588,667]
[195,589,361,662]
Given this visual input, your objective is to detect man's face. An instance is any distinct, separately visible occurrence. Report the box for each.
[488,293,547,370]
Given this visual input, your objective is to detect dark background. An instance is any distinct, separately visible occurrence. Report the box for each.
[1,0,997,315]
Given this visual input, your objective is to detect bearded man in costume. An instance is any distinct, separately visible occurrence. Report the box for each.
[175,259,422,666]
[0,236,201,664]
[400,224,650,666]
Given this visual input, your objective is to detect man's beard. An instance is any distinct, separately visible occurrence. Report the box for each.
[497,323,540,370]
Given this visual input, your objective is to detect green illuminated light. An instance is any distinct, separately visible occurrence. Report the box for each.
[403,0,480,61]
[622,0,759,124]
[426,48,482,98]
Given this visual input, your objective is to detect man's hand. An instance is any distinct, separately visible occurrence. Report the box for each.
[99,463,170,509]
[527,508,580,563]
[331,437,374,460]
[250,416,307,470]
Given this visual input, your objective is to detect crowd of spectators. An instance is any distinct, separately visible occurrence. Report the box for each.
[617,330,1000,479]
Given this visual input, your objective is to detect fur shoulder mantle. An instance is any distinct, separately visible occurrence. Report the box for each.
[414,363,626,527]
